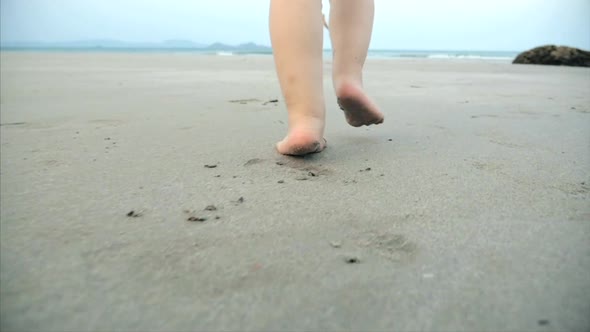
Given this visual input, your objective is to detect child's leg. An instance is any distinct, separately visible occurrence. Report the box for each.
[330,0,384,127]
[270,0,327,156]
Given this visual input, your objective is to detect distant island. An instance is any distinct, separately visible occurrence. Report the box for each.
[0,40,272,51]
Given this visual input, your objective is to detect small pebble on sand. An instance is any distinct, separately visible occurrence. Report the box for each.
[344,255,360,264]
[187,216,207,222]
[330,241,342,248]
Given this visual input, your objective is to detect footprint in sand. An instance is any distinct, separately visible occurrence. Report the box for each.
[229,99,279,106]
[229,98,261,105]
[359,233,418,262]
[553,182,590,196]
[243,158,265,166]
[0,122,27,127]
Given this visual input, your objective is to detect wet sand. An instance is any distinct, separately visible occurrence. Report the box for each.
[1,52,589,331]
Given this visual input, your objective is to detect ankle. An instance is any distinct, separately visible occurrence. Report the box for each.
[287,112,325,131]
[333,76,363,97]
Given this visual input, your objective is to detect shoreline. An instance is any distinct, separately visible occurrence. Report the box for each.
[0,48,519,62]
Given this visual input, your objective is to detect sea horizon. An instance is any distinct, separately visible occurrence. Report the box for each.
[0,46,520,61]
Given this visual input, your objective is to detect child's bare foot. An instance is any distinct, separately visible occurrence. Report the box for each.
[336,81,384,127]
[276,118,326,156]
[276,129,326,156]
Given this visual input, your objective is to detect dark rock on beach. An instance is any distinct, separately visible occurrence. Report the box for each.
[513,45,590,67]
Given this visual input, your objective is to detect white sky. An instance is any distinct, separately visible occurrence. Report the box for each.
[1,0,589,51]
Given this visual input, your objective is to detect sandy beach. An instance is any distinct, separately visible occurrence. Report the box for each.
[1,52,589,331]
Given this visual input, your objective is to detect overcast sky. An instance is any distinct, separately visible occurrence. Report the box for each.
[1,0,589,51]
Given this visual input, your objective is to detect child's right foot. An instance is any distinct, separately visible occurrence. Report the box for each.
[336,81,384,127]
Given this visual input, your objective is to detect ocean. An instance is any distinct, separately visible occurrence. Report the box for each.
[366,49,518,60]
[0,47,519,61]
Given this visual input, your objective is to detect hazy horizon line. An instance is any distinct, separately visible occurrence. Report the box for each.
[0,39,531,53]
